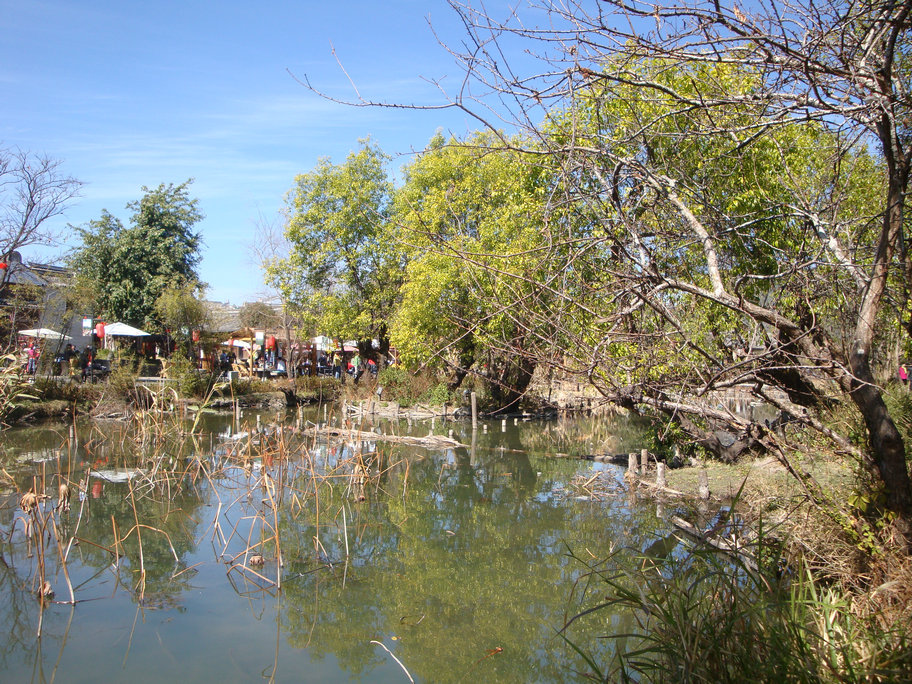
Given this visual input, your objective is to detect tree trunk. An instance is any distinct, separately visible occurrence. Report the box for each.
[849,128,912,534]
[850,352,912,520]
[485,353,536,413]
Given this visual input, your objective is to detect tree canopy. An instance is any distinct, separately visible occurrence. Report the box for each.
[392,131,555,407]
[69,180,204,328]
[272,139,402,348]
[404,0,912,531]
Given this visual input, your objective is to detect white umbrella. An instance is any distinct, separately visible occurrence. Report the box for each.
[221,339,251,349]
[18,328,70,341]
[104,322,151,337]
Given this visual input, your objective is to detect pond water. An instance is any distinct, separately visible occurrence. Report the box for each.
[0,407,691,683]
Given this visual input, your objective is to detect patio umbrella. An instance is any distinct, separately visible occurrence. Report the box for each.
[104,322,151,337]
[18,328,70,341]
[221,339,251,349]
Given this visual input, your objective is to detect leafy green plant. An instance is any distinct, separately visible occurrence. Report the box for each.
[419,382,452,406]
[31,376,90,404]
[165,353,218,398]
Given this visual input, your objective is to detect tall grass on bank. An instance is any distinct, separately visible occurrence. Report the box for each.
[0,355,37,424]
[562,534,912,682]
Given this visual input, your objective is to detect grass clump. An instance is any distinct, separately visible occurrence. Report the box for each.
[563,519,912,683]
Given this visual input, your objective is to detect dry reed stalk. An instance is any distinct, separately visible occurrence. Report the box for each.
[260,471,283,589]
[227,561,276,586]
[48,513,75,604]
[370,640,415,683]
[341,503,350,558]
[170,562,204,580]
[128,481,146,601]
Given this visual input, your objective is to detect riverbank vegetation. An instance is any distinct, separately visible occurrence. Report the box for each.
[4,0,912,679]
[267,0,912,679]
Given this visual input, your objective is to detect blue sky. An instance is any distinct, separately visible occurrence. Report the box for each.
[1,1,484,303]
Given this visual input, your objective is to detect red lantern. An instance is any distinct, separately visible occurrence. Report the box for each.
[266,335,276,350]
[95,322,105,338]
[0,262,7,270]
[192,330,200,343]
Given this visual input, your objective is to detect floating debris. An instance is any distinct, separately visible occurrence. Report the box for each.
[304,426,465,449]
[89,468,144,483]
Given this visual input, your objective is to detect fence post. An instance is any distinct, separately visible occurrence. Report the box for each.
[698,468,710,500]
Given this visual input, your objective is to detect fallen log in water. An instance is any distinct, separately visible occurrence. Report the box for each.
[671,515,757,570]
[303,425,466,449]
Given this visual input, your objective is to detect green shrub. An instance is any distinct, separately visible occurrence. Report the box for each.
[105,361,143,402]
[166,354,219,398]
[375,367,439,407]
[419,382,452,406]
[222,377,272,397]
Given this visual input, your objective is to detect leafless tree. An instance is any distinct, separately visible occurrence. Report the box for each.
[250,213,315,377]
[0,147,81,290]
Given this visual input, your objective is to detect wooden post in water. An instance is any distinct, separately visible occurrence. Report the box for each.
[656,462,667,488]
[698,468,710,500]
[640,449,649,475]
[626,453,638,480]
[471,392,477,431]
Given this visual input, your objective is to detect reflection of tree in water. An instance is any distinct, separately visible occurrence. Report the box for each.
[0,409,676,681]
[68,481,206,606]
[277,440,666,683]
[492,413,651,458]
[0,556,48,673]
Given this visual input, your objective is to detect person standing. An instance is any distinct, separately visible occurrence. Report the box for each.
[352,352,362,382]
[26,342,40,375]
[900,363,909,387]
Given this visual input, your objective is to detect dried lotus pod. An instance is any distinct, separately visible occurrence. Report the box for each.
[57,483,71,512]
[249,554,265,566]
[20,491,39,513]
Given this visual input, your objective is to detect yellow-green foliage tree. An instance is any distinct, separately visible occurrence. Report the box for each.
[414,0,912,529]
[392,132,557,410]
[273,139,402,356]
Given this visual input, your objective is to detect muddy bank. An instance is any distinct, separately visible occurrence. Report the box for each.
[575,451,854,508]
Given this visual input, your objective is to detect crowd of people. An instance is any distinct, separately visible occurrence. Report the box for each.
[18,334,394,384]
[312,350,383,382]
[17,340,108,381]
